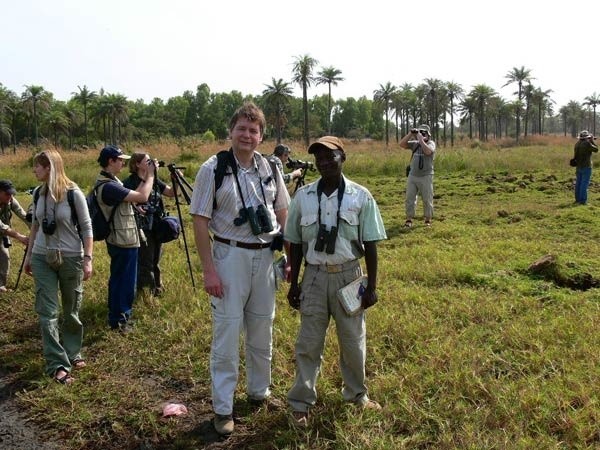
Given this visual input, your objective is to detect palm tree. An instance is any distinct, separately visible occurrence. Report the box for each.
[445,81,464,146]
[373,82,397,147]
[503,66,533,143]
[470,84,496,140]
[44,107,69,147]
[423,78,444,140]
[71,85,97,146]
[316,66,344,133]
[583,92,600,136]
[22,84,50,146]
[532,87,554,135]
[459,96,478,139]
[292,54,318,147]
[262,78,293,143]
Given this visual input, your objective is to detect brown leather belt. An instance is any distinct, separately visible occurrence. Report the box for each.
[213,235,271,250]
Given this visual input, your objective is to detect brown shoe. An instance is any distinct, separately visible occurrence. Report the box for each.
[248,395,285,411]
[214,414,234,435]
[291,410,308,428]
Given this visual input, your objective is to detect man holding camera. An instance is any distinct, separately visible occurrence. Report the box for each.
[95,145,156,332]
[268,144,303,184]
[0,180,29,292]
[572,130,598,205]
[399,124,437,227]
[285,136,386,427]
[190,102,290,436]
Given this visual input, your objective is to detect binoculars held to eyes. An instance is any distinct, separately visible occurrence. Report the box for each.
[233,204,273,235]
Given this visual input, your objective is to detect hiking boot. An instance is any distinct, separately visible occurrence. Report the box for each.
[214,414,234,435]
[291,410,308,428]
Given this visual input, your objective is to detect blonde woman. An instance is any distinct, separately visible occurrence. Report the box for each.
[24,149,93,385]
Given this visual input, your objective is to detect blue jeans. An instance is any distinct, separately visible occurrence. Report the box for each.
[575,167,592,204]
[107,243,138,328]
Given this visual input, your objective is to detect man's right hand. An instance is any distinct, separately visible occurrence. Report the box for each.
[287,284,302,310]
[291,169,302,179]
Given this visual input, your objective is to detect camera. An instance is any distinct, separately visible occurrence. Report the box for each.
[233,204,273,235]
[286,158,315,171]
[411,128,419,134]
[42,218,57,235]
[157,160,166,167]
[314,224,338,254]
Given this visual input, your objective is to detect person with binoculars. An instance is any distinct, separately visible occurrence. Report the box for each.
[190,102,290,436]
[284,136,387,428]
[0,179,29,293]
[572,130,598,205]
[23,149,94,384]
[123,152,176,297]
[399,124,437,227]
[268,144,303,184]
[94,145,156,333]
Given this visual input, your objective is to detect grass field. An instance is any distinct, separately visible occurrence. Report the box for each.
[1,137,599,449]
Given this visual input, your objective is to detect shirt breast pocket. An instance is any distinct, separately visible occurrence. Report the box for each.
[338,210,359,242]
[300,214,318,241]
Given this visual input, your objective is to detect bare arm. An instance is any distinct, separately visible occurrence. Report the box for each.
[192,214,223,298]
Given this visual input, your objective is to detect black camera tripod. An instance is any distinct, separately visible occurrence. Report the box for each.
[168,163,196,289]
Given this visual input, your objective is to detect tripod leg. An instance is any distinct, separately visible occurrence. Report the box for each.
[14,249,27,290]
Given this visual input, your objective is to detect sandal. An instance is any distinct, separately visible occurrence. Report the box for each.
[54,369,74,385]
[72,359,86,369]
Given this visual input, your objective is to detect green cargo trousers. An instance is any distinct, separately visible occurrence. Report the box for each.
[31,253,84,377]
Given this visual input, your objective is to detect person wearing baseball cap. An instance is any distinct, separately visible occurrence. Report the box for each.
[0,179,29,292]
[572,130,598,204]
[94,145,155,333]
[399,124,437,227]
[285,136,387,426]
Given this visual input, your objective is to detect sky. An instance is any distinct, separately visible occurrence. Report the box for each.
[2,0,599,110]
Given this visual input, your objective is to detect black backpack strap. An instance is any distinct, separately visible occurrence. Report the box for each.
[213,149,237,209]
[67,188,83,243]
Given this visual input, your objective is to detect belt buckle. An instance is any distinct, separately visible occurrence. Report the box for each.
[326,264,342,273]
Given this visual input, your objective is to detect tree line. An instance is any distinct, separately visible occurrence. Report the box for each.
[1,56,598,153]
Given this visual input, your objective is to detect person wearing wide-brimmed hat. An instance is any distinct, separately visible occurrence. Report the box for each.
[399,124,437,227]
[268,144,303,185]
[285,136,387,427]
[572,130,598,205]
[0,179,29,292]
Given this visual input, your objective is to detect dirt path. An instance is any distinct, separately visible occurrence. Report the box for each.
[0,370,58,450]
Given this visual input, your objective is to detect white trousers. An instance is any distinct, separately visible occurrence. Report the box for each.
[210,242,275,415]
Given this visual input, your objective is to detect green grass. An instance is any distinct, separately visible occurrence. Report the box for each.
[1,139,599,449]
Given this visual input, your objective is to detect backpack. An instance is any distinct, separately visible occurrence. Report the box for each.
[32,186,82,241]
[86,181,119,241]
[212,149,279,209]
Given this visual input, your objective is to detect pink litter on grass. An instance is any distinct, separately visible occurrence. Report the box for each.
[162,403,188,417]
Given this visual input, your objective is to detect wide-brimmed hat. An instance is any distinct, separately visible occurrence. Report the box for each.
[418,124,431,135]
[273,144,290,157]
[579,130,591,139]
[307,136,345,155]
[0,180,16,195]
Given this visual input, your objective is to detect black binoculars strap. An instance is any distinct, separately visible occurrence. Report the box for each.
[316,177,346,231]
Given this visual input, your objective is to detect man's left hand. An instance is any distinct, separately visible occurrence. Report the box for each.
[361,285,378,309]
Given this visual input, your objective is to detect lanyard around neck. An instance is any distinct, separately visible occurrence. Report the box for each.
[316,177,345,229]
